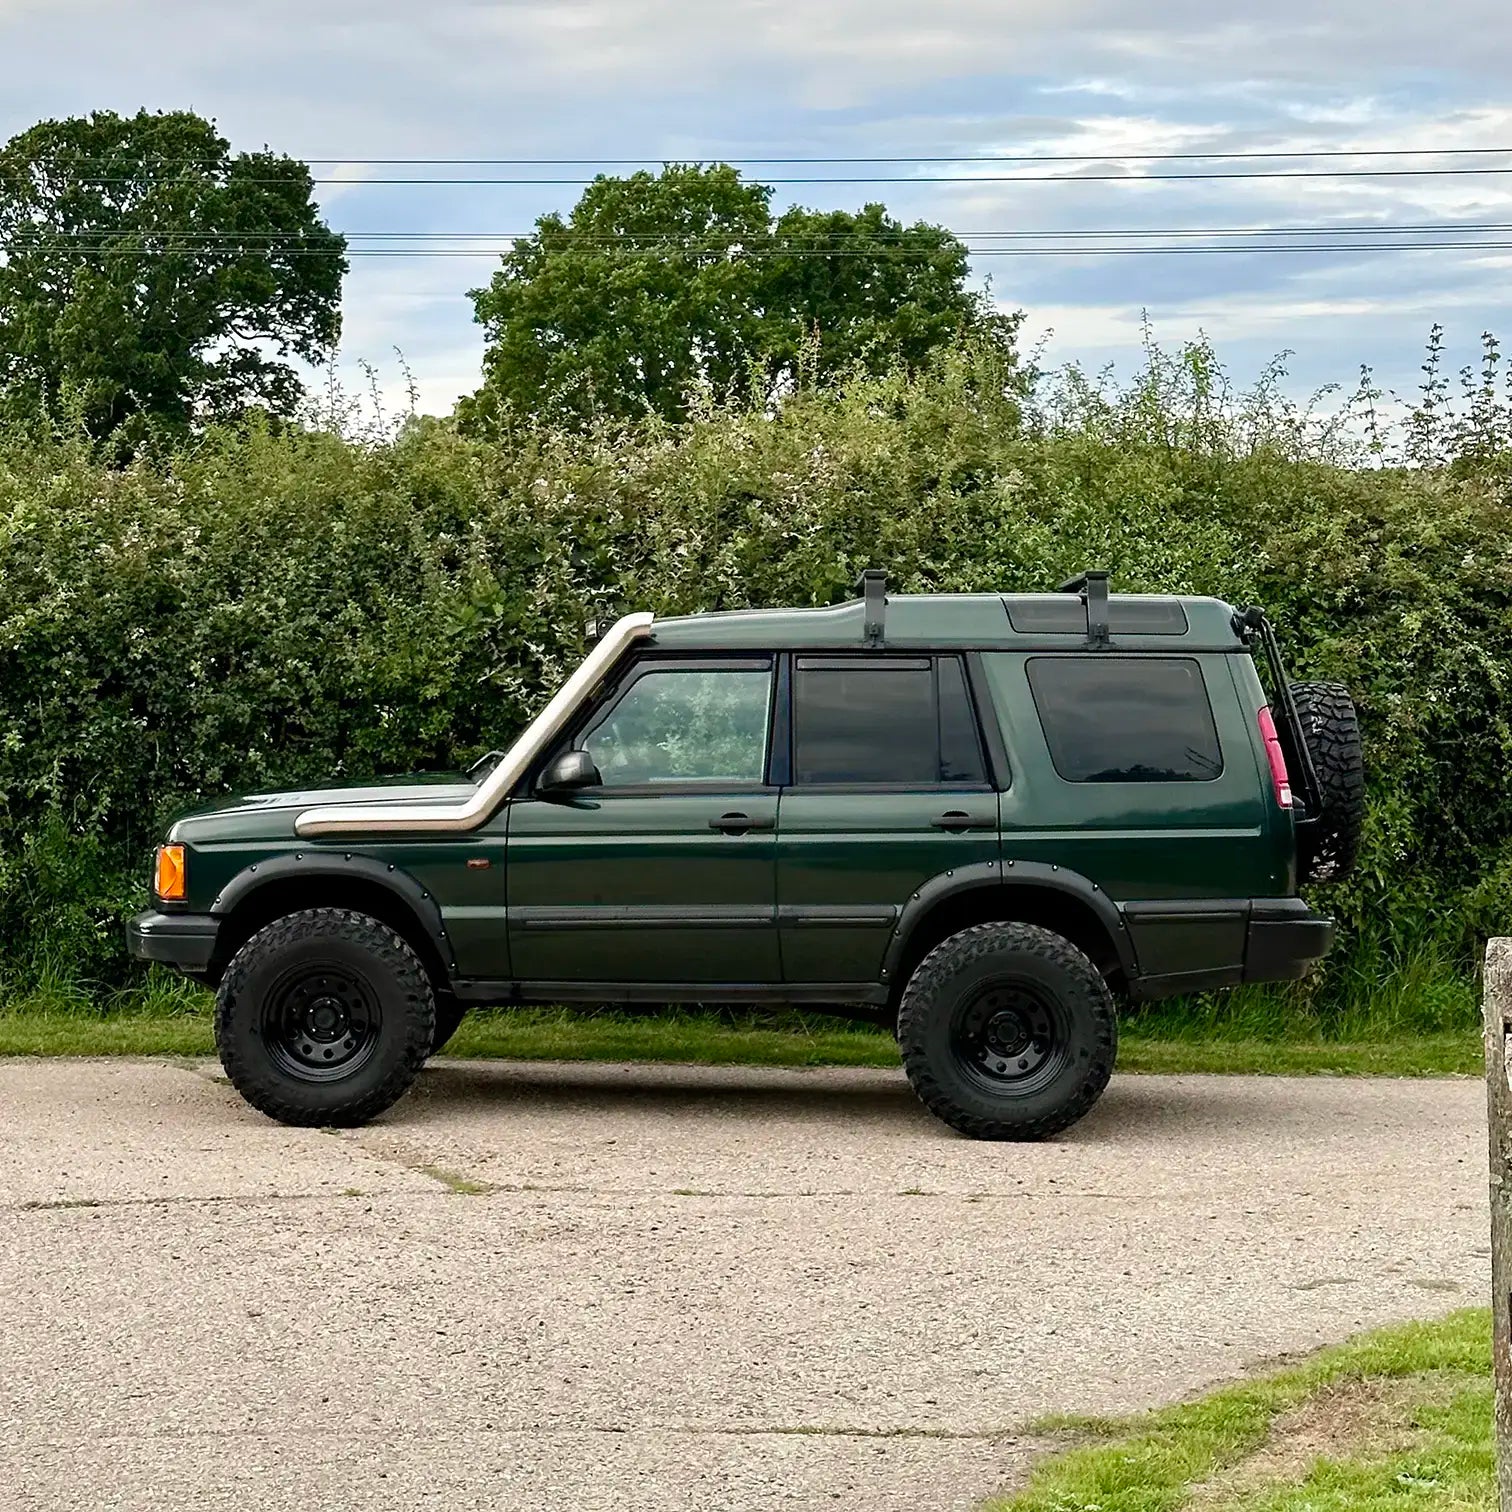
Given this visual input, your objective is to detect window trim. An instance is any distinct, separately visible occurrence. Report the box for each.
[535,654,778,795]
[768,653,793,789]
[964,652,1012,791]
[1026,652,1226,785]
[785,652,994,792]
[795,655,932,672]
[935,652,991,788]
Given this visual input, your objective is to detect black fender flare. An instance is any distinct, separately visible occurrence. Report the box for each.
[210,853,454,975]
[880,859,1137,986]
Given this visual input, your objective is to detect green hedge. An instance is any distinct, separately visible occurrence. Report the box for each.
[1,337,1509,1030]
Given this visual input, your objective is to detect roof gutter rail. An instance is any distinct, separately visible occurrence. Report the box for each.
[295,611,655,837]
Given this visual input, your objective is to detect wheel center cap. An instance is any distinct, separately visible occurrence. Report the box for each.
[307,999,344,1038]
[985,1010,1031,1058]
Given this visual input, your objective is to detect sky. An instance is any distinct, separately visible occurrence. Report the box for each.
[3,0,1512,419]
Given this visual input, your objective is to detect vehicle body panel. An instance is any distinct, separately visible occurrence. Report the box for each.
[648,592,1244,655]
[977,647,1285,984]
[774,790,999,981]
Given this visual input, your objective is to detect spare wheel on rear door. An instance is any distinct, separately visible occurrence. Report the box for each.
[1282,680,1365,884]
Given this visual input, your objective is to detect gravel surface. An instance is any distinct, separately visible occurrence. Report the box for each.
[0,1058,1489,1511]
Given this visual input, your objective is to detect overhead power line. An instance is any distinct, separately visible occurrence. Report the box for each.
[12,219,1512,245]
[52,165,1512,185]
[9,240,1512,259]
[42,146,1512,166]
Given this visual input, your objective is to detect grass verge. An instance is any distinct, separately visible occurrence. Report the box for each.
[0,992,1481,1076]
[989,1309,1491,1512]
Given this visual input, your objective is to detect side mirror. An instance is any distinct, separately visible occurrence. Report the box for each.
[539,748,601,795]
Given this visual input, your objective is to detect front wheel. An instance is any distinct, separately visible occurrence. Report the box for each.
[897,922,1117,1140]
[215,908,435,1127]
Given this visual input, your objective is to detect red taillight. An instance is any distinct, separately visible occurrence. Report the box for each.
[1257,707,1293,809]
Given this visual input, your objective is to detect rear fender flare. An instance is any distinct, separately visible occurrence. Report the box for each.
[881,860,1137,985]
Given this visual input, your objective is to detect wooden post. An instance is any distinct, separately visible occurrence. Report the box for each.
[1485,937,1512,1508]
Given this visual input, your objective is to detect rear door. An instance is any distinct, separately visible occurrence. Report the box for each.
[775,654,999,986]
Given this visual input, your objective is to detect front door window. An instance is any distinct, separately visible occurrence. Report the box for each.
[580,666,772,786]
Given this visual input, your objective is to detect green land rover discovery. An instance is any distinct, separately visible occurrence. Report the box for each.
[129,572,1363,1140]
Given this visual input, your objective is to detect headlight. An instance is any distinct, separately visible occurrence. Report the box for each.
[154,844,186,901]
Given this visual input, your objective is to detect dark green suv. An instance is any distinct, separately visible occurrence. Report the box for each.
[129,572,1362,1140]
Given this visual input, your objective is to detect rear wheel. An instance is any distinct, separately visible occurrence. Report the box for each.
[1285,680,1365,884]
[897,922,1117,1140]
[215,908,434,1127]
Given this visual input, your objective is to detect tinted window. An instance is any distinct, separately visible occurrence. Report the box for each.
[1027,657,1222,783]
[938,656,988,783]
[793,657,986,786]
[581,667,771,786]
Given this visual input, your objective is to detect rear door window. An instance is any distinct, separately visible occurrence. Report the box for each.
[1027,657,1223,783]
[792,657,987,786]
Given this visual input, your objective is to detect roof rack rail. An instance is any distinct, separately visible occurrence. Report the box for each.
[1057,569,1111,647]
[855,569,887,646]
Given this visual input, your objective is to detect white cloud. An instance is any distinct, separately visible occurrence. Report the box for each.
[4,0,1512,412]
[452,0,1512,100]
[15,0,1512,117]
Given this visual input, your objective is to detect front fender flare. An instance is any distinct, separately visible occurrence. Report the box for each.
[210,853,454,974]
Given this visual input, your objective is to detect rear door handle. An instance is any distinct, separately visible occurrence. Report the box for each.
[710,811,775,834]
[930,809,996,832]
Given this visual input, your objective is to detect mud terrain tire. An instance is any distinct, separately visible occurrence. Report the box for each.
[897,922,1117,1141]
[215,908,434,1127]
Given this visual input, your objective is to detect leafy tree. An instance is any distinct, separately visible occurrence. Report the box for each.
[0,109,346,440]
[464,163,1017,428]
[757,202,1017,379]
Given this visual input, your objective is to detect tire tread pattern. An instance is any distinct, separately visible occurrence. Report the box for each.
[1287,679,1365,884]
[897,921,1117,1141]
[215,908,435,1127]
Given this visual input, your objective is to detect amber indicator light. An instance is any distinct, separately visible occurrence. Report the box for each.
[154,844,187,900]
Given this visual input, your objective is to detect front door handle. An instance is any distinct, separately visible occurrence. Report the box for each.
[710,811,775,834]
[930,809,997,832]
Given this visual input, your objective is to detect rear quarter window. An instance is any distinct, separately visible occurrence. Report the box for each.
[1027,656,1224,783]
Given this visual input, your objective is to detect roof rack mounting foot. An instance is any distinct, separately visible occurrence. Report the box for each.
[1058,569,1111,647]
[855,569,887,647]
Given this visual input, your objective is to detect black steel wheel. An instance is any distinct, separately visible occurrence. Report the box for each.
[216,908,434,1127]
[950,981,1070,1097]
[261,964,383,1082]
[897,921,1116,1141]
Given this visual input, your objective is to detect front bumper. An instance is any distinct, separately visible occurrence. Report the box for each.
[127,910,220,974]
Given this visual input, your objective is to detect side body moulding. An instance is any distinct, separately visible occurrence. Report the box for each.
[294,612,655,838]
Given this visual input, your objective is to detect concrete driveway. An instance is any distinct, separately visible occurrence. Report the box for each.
[0,1058,1489,1512]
